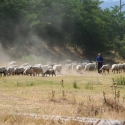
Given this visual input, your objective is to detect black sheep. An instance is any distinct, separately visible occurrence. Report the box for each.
[43,69,56,77]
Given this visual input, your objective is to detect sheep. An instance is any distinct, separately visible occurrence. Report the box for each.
[75,63,87,73]
[47,62,56,67]
[15,67,25,75]
[65,64,69,69]
[84,63,96,72]
[7,67,15,75]
[48,66,53,69]
[61,60,72,65]
[43,69,56,77]
[84,63,91,71]
[9,65,18,68]
[72,61,77,64]
[76,65,82,73]
[0,67,7,76]
[81,63,88,69]
[23,67,34,76]
[30,66,43,76]
[89,62,96,71]
[65,64,72,72]
[53,64,62,74]
[111,64,119,74]
[19,64,31,70]
[122,63,125,72]
[24,65,32,69]
[20,63,29,67]
[72,63,77,71]
[41,65,51,73]
[118,63,123,73]
[8,61,17,67]
[34,63,42,67]
[99,64,110,74]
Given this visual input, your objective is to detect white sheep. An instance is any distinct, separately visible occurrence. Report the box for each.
[75,63,87,73]
[122,63,125,72]
[65,64,72,72]
[9,65,18,68]
[65,64,69,69]
[81,63,87,69]
[72,63,77,71]
[118,63,123,73]
[99,64,110,74]
[8,61,17,67]
[19,63,31,69]
[111,64,119,74]
[84,63,96,72]
[53,64,62,74]
[34,64,41,67]
[76,65,82,73]
[20,63,29,67]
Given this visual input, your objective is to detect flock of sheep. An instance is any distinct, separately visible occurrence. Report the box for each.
[101,63,125,74]
[60,60,125,74]
[0,61,62,77]
[0,60,125,77]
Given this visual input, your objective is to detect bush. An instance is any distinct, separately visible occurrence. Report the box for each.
[73,80,78,89]
[112,76,125,85]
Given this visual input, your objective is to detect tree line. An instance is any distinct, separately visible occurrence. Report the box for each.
[0,0,125,58]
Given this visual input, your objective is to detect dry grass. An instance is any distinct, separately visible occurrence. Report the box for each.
[0,71,125,124]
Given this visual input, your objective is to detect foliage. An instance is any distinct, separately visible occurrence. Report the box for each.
[73,80,78,88]
[115,35,125,59]
[112,76,125,85]
[0,0,125,57]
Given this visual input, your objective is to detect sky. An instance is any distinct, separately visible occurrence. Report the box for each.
[101,0,125,1]
[100,0,125,10]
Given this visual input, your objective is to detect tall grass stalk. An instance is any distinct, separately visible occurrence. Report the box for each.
[73,80,78,88]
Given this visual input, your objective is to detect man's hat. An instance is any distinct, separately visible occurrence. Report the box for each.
[98,53,101,55]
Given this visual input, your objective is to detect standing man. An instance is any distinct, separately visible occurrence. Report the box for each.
[96,53,103,73]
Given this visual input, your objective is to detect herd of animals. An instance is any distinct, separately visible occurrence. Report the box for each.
[0,60,125,77]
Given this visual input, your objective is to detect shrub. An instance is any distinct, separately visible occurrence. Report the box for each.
[113,76,125,85]
[73,80,78,89]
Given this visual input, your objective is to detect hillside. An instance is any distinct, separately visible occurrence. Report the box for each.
[0,43,85,64]
[0,42,123,66]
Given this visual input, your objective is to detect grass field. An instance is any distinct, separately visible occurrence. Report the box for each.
[0,71,125,124]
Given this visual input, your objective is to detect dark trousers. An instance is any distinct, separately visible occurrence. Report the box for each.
[98,62,103,73]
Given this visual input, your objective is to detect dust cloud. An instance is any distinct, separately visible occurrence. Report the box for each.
[0,43,11,66]
[0,2,84,67]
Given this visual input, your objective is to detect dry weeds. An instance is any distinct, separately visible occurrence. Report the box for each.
[0,71,125,124]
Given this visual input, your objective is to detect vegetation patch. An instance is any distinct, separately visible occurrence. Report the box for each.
[112,76,125,85]
[0,72,125,124]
